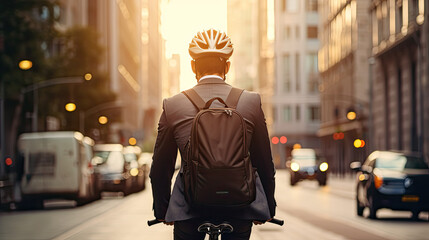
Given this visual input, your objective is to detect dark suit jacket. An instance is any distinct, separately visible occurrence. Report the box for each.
[150,77,276,222]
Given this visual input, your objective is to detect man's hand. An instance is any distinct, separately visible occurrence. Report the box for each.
[253,218,272,225]
[159,219,174,226]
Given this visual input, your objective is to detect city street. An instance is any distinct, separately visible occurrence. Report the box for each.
[0,169,428,240]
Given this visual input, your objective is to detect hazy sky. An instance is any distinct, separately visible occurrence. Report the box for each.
[161,0,227,90]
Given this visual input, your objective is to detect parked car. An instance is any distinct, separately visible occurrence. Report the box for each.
[286,148,328,186]
[138,151,153,175]
[17,131,100,209]
[350,150,429,219]
[123,146,146,192]
[93,144,133,195]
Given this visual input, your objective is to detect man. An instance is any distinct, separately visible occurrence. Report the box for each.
[150,29,276,240]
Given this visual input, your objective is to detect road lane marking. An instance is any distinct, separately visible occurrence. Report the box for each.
[278,206,393,240]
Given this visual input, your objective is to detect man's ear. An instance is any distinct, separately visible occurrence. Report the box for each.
[225,61,231,74]
[191,60,196,74]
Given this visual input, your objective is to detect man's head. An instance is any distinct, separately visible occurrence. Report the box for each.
[189,29,233,80]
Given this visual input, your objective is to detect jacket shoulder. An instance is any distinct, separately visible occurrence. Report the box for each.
[163,92,188,110]
[239,90,262,106]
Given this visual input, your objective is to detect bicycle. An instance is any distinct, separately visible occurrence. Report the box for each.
[148,218,284,240]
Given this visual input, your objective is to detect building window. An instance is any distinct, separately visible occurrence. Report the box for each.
[307,26,318,39]
[306,0,318,12]
[295,53,300,92]
[296,26,300,40]
[283,0,299,12]
[283,106,292,122]
[296,105,301,121]
[283,54,291,92]
[306,53,318,93]
[396,3,403,35]
[411,0,419,21]
[376,5,384,43]
[283,26,291,40]
[273,106,277,123]
[307,106,320,121]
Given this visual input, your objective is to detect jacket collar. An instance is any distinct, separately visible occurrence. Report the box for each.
[197,77,227,85]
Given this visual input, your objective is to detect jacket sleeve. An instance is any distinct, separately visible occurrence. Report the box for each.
[249,94,276,218]
[149,99,178,220]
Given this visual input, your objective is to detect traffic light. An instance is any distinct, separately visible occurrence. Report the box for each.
[354,139,366,148]
[4,157,13,173]
[271,137,279,144]
[333,132,344,140]
[271,136,287,145]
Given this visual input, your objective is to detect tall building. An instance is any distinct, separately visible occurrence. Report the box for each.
[87,0,164,145]
[369,0,429,156]
[163,54,180,99]
[228,0,275,165]
[273,0,320,168]
[318,0,371,174]
[141,0,164,146]
[227,0,259,91]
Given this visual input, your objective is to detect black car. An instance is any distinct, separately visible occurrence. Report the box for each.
[286,148,328,186]
[350,151,429,219]
[93,144,133,195]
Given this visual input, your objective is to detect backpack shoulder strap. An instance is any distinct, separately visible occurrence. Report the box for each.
[225,87,244,109]
[182,89,206,111]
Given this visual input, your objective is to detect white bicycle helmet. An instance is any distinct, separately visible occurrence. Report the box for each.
[189,29,233,60]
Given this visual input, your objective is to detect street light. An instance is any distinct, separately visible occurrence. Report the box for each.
[1,60,33,178]
[79,101,123,134]
[84,73,92,81]
[19,60,33,70]
[128,137,137,146]
[98,115,108,125]
[21,76,87,132]
[65,103,77,112]
[346,110,357,121]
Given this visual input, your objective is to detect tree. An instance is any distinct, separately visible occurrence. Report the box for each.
[0,0,58,96]
[0,0,58,157]
[39,26,116,134]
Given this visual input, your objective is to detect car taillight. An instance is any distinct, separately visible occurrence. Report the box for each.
[374,175,383,189]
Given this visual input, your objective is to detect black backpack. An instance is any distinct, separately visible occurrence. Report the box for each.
[181,87,256,208]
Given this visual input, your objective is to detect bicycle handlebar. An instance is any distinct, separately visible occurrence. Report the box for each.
[147,218,284,226]
[267,218,284,226]
[148,219,162,226]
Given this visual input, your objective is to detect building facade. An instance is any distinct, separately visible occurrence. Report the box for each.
[273,0,320,168]
[87,0,164,145]
[227,0,260,91]
[370,0,429,156]
[227,0,275,163]
[318,0,372,175]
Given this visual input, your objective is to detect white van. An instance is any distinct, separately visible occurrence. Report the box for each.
[17,131,101,209]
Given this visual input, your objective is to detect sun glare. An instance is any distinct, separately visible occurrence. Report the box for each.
[161,0,227,91]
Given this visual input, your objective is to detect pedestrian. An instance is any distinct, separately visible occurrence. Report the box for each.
[150,29,276,240]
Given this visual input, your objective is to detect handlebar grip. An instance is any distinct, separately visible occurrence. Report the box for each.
[147,219,162,226]
[269,218,284,226]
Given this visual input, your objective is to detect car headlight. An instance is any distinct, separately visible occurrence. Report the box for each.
[291,162,300,172]
[130,168,139,177]
[319,162,328,172]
